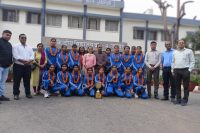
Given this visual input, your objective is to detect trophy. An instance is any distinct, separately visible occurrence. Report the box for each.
[95,82,102,99]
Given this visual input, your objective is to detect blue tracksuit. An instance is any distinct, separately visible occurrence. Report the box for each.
[133,75,148,99]
[42,71,59,93]
[106,72,124,97]
[120,73,134,98]
[56,52,69,71]
[83,75,95,97]
[133,53,145,71]
[69,72,84,96]
[95,74,107,96]
[57,71,71,97]
[121,53,134,71]
[110,53,122,74]
[45,47,60,69]
[68,50,80,69]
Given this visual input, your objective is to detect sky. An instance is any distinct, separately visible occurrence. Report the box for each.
[124,0,200,20]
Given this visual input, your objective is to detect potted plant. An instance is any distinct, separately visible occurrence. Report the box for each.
[189,74,199,92]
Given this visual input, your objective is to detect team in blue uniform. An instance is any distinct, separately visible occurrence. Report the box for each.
[42,41,149,99]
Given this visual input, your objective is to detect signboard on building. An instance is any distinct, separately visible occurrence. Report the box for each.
[42,37,127,51]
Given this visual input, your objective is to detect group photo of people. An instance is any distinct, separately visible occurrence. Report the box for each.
[0,29,195,106]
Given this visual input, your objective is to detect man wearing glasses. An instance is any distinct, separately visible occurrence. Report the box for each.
[12,34,34,100]
[161,41,176,102]
[172,40,195,106]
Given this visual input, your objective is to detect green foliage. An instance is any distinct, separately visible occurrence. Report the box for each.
[184,30,200,51]
[190,74,200,85]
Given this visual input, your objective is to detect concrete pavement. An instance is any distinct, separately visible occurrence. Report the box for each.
[0,83,200,133]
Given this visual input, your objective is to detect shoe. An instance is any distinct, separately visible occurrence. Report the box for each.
[181,100,188,106]
[134,93,138,99]
[171,98,176,103]
[14,95,19,100]
[26,95,33,99]
[173,100,181,105]
[161,97,169,101]
[154,96,159,100]
[44,92,49,98]
[0,95,10,101]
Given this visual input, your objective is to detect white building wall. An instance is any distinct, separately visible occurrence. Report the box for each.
[0,10,41,48]
[87,7,120,16]
[46,2,83,13]
[45,15,83,40]
[86,19,119,42]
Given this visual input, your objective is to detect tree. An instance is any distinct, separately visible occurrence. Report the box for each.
[184,30,200,51]
[153,0,172,41]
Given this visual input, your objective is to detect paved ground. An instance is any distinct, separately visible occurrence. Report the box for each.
[0,83,200,133]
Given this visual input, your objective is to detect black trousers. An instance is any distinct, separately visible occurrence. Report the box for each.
[13,63,31,96]
[162,67,176,98]
[174,68,190,102]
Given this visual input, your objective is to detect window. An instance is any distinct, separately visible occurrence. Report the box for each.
[46,14,62,27]
[68,15,83,28]
[148,31,157,40]
[133,29,144,40]
[105,20,119,32]
[2,9,19,22]
[27,12,41,24]
[87,17,100,30]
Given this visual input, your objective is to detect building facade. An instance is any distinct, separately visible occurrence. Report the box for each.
[0,0,199,51]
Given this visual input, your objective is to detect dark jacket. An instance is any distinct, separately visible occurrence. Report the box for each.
[0,38,13,68]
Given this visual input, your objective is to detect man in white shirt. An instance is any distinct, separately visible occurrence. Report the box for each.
[12,34,34,100]
[172,40,195,106]
[144,41,161,99]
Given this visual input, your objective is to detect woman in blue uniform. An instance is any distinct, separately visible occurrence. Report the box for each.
[56,45,69,71]
[106,65,124,97]
[133,68,148,99]
[57,64,71,97]
[121,67,135,98]
[95,67,107,96]
[42,64,58,98]
[69,65,84,96]
[83,68,95,97]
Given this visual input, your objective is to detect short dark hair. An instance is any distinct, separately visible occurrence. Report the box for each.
[124,46,130,50]
[3,30,12,34]
[114,45,119,48]
[61,45,67,48]
[73,64,79,68]
[131,46,136,49]
[61,63,68,68]
[106,48,111,51]
[151,41,157,44]
[72,44,77,48]
[19,34,26,38]
[50,38,56,42]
